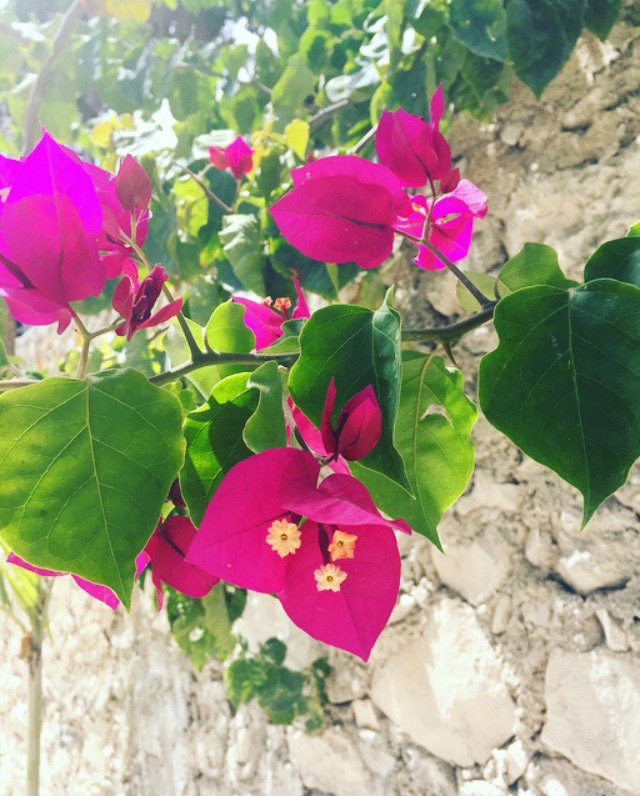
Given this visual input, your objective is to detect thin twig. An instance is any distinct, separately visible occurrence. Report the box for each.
[0,380,38,391]
[171,160,233,214]
[162,284,204,363]
[309,99,352,132]
[350,124,378,155]
[150,351,298,387]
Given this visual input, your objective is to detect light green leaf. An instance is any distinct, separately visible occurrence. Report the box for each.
[205,300,256,379]
[354,353,477,547]
[456,271,497,312]
[243,361,286,453]
[220,214,265,296]
[0,370,184,605]
[271,54,316,127]
[479,279,640,525]
[284,119,310,160]
[289,293,409,489]
[498,242,576,294]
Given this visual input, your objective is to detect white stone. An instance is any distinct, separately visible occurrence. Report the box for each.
[491,595,512,635]
[371,599,516,767]
[458,782,506,796]
[287,727,379,796]
[432,529,510,605]
[504,739,528,784]
[554,547,631,594]
[352,698,379,730]
[594,608,629,652]
[541,648,640,794]
[525,528,556,569]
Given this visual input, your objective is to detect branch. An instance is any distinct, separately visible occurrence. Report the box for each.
[401,304,495,343]
[150,351,298,387]
[23,0,85,152]
[171,160,233,214]
[309,99,352,132]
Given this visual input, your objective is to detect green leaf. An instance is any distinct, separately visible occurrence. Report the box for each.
[180,373,257,524]
[506,0,584,96]
[0,370,184,605]
[167,583,236,670]
[271,54,316,128]
[498,243,577,294]
[205,300,256,379]
[456,271,497,312]
[284,119,310,160]
[628,221,640,238]
[256,667,305,723]
[479,279,640,525]
[259,318,302,355]
[220,214,265,296]
[450,0,508,62]
[584,237,640,287]
[243,361,286,453]
[386,0,407,69]
[354,353,477,547]
[585,0,621,39]
[289,293,409,489]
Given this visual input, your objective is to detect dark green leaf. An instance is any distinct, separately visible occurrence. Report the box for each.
[289,293,409,489]
[506,0,584,96]
[450,0,507,61]
[180,373,257,525]
[0,370,184,605]
[260,637,287,666]
[220,214,265,296]
[354,353,477,547]
[479,279,640,524]
[584,237,640,286]
[498,242,577,294]
[585,0,621,39]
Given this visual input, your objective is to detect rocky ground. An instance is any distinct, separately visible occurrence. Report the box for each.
[1,15,640,796]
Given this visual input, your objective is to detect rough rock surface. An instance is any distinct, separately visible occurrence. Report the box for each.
[2,14,640,796]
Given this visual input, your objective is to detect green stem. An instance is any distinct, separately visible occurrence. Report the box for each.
[401,304,495,343]
[162,285,204,363]
[26,578,52,796]
[150,351,298,387]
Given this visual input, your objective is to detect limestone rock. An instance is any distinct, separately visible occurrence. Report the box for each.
[432,529,510,605]
[287,727,380,796]
[594,609,629,652]
[352,698,380,730]
[541,648,640,794]
[459,782,506,796]
[371,599,516,767]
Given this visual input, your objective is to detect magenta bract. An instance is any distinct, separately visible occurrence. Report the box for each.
[115,154,153,212]
[113,264,182,340]
[270,155,411,269]
[233,275,310,350]
[186,448,410,659]
[209,136,254,179]
[395,180,488,271]
[0,133,105,331]
[376,86,452,187]
[7,551,149,610]
[320,379,382,461]
[145,516,220,606]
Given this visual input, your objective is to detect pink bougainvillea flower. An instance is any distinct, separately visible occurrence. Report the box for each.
[209,136,254,180]
[320,379,382,461]
[0,133,105,331]
[233,275,310,350]
[186,448,411,660]
[376,86,452,187]
[7,551,149,610]
[395,180,488,271]
[145,516,220,608]
[112,264,182,340]
[270,155,411,269]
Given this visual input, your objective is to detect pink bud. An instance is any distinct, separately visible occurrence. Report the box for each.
[115,155,152,212]
[440,167,460,194]
[320,380,382,461]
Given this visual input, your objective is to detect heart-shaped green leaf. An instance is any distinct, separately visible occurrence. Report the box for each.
[243,361,286,453]
[353,353,477,547]
[288,293,408,489]
[498,243,576,294]
[0,369,184,606]
[480,279,640,524]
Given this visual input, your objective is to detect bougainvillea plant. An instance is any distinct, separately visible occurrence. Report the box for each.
[2,79,639,669]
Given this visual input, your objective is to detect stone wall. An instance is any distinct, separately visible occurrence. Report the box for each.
[2,16,640,796]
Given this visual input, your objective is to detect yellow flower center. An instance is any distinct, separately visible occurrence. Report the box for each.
[274,296,292,312]
[266,519,301,557]
[314,563,348,592]
[328,530,358,561]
